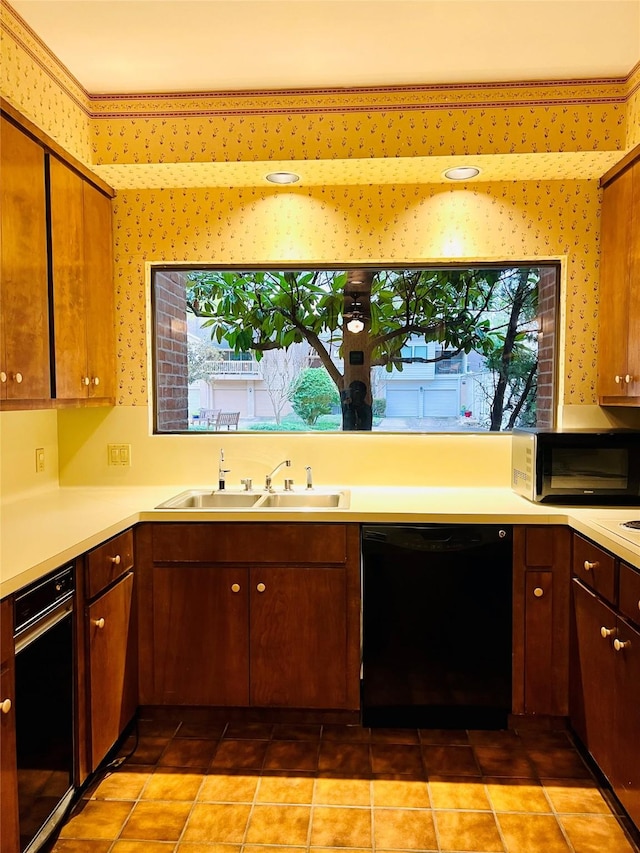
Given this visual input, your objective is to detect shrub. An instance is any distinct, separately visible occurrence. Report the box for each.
[372,397,386,417]
[288,368,340,426]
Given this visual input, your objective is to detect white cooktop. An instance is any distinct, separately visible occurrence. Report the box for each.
[591,517,640,547]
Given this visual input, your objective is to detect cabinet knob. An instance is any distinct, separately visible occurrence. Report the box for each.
[0,371,6,383]
[615,374,622,384]
[1,698,11,714]
[256,582,266,593]
[83,376,90,386]
[625,374,633,384]
[93,617,105,629]
[533,587,544,598]
[14,372,23,384]
[583,560,598,571]
[110,554,121,565]
[600,626,615,638]
[92,376,100,387]
[613,638,630,652]
[231,583,240,593]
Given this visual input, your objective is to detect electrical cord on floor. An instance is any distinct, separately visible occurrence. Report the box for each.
[103,715,139,771]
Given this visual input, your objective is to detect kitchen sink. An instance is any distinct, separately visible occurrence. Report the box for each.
[155,490,262,509]
[258,491,348,508]
[155,488,350,510]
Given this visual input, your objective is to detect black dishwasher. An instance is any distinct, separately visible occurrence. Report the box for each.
[362,524,513,729]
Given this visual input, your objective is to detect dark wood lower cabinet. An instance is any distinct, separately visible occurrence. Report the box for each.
[136,522,361,711]
[250,566,348,708]
[571,578,640,827]
[0,598,19,853]
[86,572,137,771]
[151,566,249,706]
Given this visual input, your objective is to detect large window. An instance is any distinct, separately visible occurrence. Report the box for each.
[152,264,558,433]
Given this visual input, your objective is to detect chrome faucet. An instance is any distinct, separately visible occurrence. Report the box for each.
[218,449,230,490]
[305,466,313,490]
[265,459,291,492]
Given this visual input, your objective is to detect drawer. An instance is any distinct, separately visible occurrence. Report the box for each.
[85,529,134,599]
[619,562,640,626]
[572,534,616,603]
[151,523,348,565]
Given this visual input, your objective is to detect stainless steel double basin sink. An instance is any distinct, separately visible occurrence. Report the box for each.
[155,488,350,510]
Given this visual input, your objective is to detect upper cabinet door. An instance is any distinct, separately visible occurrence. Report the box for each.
[49,156,88,400]
[49,157,116,403]
[598,156,640,404]
[0,117,50,402]
[83,181,115,400]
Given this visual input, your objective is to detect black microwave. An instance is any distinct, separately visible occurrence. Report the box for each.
[512,428,640,505]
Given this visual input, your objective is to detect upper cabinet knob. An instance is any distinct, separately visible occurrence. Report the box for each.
[615,374,621,384]
[0,371,6,383]
[625,374,632,384]
[14,372,23,384]
[92,376,100,386]
[83,376,90,386]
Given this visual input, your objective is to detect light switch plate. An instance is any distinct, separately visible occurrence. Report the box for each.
[107,444,131,466]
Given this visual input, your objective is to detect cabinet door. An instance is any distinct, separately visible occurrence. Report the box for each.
[250,566,348,708]
[82,181,115,400]
[152,567,249,706]
[570,580,616,781]
[627,161,640,399]
[598,160,640,402]
[0,117,50,403]
[612,615,640,827]
[87,573,136,771]
[512,526,571,717]
[0,599,19,853]
[49,156,88,400]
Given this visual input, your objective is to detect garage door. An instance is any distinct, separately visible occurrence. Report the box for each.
[423,388,458,417]
[386,389,419,417]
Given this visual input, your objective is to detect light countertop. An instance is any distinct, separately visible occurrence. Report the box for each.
[1,484,639,598]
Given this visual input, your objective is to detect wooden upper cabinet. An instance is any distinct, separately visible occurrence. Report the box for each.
[49,156,115,403]
[0,117,51,404]
[598,153,640,404]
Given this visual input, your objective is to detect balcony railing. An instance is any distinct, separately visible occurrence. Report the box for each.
[211,360,260,375]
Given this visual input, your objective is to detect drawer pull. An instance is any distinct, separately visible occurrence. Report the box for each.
[93,617,105,629]
[583,560,599,571]
[613,638,630,652]
[110,555,121,565]
[533,587,544,598]
[257,582,266,593]
[231,583,240,593]
[1,698,11,714]
[600,626,615,638]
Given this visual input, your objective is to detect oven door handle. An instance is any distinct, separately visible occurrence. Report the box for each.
[14,599,73,654]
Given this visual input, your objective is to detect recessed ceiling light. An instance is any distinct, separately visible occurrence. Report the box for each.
[444,166,480,181]
[266,171,300,184]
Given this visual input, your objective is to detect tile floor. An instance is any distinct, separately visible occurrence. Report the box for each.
[49,717,639,853]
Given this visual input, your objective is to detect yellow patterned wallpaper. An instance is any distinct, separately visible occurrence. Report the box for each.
[1,2,637,410]
[113,180,599,405]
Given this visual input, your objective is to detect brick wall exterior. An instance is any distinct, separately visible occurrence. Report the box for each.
[154,270,189,431]
[536,266,558,428]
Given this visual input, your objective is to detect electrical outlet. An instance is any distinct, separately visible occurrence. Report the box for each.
[107,444,131,466]
[35,447,45,473]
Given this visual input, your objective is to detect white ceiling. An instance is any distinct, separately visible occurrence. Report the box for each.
[10,0,640,95]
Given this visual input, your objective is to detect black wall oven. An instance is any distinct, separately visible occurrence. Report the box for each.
[13,565,75,852]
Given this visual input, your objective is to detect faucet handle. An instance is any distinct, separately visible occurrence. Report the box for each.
[240,478,253,492]
[284,478,294,491]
